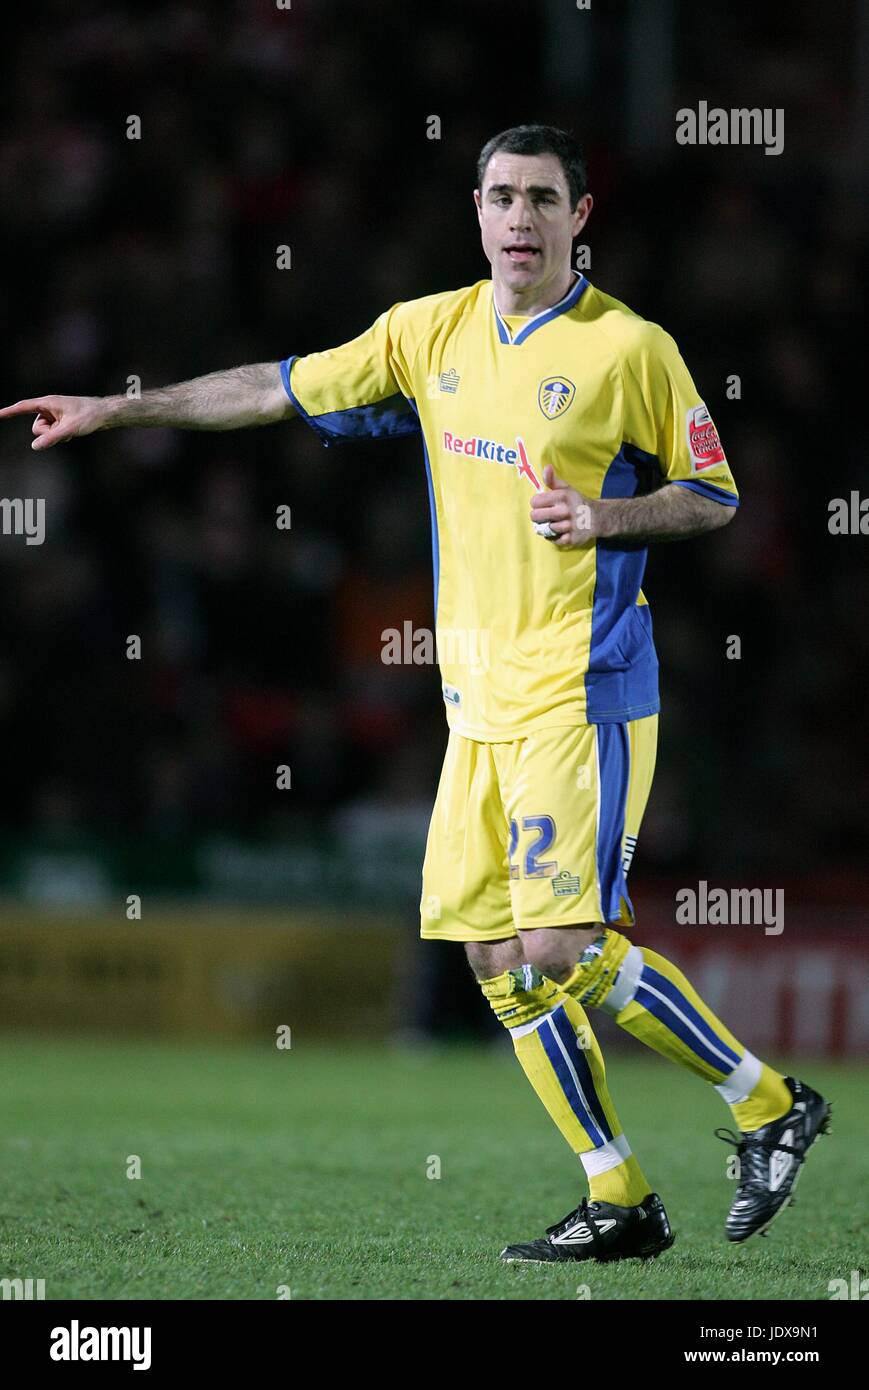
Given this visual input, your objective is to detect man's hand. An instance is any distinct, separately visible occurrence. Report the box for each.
[530,462,735,546]
[0,395,109,451]
[530,464,599,547]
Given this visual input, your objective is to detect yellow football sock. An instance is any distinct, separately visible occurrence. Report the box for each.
[729,1065,793,1133]
[561,931,792,1132]
[481,964,652,1207]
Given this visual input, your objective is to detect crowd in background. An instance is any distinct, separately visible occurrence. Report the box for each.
[0,0,865,884]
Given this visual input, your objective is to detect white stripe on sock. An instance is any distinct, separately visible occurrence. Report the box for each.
[580,1133,632,1177]
[715,1050,762,1104]
[600,945,644,1015]
[639,978,741,1072]
[507,1007,559,1039]
[544,1015,604,1138]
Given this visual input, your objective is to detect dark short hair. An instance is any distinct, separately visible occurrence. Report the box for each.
[477,124,588,210]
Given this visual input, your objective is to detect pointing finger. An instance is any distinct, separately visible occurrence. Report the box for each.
[0,399,53,419]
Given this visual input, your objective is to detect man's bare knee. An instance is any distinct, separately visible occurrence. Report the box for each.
[518,924,601,983]
[465,937,525,981]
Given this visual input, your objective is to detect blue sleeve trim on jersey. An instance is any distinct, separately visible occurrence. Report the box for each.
[671,478,740,506]
[280,356,333,445]
[278,356,421,446]
[279,355,297,404]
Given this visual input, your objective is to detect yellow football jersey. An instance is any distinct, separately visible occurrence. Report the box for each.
[280,273,738,740]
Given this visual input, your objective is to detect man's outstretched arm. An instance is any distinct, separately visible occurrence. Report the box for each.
[0,362,294,451]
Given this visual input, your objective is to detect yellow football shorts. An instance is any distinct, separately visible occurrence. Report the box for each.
[420,715,657,941]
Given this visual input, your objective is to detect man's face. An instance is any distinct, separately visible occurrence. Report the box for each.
[474,151,592,300]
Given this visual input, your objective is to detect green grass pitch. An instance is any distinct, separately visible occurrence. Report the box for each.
[1,1034,863,1300]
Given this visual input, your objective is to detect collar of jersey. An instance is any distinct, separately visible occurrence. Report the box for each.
[493,271,588,345]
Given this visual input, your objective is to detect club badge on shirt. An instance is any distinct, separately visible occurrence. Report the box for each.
[538,377,576,419]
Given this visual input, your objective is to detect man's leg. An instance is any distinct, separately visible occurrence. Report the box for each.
[532,712,792,1132]
[556,926,792,1132]
[469,926,673,1262]
[467,926,651,1208]
[525,707,831,1241]
[555,924,831,1240]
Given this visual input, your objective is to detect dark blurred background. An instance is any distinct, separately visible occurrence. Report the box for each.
[0,0,866,1051]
